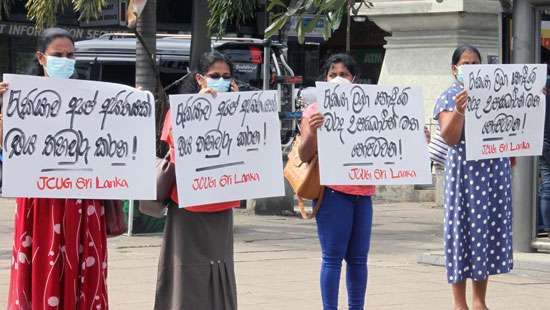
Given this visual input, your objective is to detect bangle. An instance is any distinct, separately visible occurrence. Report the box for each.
[455,110,464,116]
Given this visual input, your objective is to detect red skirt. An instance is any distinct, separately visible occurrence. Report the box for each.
[7,198,108,310]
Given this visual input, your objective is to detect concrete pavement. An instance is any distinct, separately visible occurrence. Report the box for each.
[1,199,550,309]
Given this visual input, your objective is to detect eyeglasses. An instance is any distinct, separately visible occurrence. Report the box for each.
[206,73,232,80]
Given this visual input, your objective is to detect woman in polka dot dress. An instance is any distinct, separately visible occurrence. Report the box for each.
[434,45,513,310]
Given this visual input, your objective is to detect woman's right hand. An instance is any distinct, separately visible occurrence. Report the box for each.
[298,112,323,163]
[0,82,5,148]
[308,112,324,132]
[199,87,218,97]
[455,90,468,115]
[439,90,469,146]
[0,82,8,96]
[423,126,431,144]
[0,82,7,118]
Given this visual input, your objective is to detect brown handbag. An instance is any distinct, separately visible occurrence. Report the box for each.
[155,151,176,201]
[284,135,324,219]
[139,150,175,218]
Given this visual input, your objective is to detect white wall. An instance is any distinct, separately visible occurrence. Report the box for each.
[360,0,501,125]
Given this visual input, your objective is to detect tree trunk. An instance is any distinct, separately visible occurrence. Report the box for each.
[190,0,211,71]
[346,0,351,53]
[135,0,157,91]
[135,0,166,156]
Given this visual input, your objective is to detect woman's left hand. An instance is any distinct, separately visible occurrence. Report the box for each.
[230,80,239,92]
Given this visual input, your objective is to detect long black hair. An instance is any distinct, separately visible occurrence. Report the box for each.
[199,50,234,75]
[177,71,200,94]
[452,44,482,65]
[28,27,75,76]
[178,51,234,94]
[320,53,359,81]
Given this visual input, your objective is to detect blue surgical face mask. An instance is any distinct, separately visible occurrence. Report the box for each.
[44,55,75,79]
[206,77,231,92]
[456,65,465,84]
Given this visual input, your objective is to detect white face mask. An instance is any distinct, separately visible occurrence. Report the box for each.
[328,76,352,84]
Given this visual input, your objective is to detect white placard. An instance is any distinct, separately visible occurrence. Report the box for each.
[169,90,285,207]
[315,82,431,185]
[2,74,156,199]
[463,64,547,160]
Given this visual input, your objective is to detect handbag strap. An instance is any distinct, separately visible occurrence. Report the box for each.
[297,186,325,219]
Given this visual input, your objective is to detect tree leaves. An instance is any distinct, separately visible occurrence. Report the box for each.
[0,0,14,19]
[265,0,371,43]
[351,0,373,15]
[265,13,288,39]
[74,0,108,23]
[303,13,320,33]
[25,0,68,29]
[207,0,257,39]
[0,0,107,29]
[0,0,376,43]
[329,5,345,31]
[1,0,257,36]
[296,14,304,43]
[267,0,286,11]
[322,15,330,40]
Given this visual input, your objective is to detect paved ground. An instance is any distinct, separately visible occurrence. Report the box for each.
[1,199,550,309]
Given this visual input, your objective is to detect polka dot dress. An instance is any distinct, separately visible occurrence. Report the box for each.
[434,83,513,284]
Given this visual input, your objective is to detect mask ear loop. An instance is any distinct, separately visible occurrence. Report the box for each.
[40,53,50,75]
[351,75,356,83]
[197,74,209,90]
[453,65,461,81]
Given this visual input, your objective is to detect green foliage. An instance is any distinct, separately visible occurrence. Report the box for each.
[0,0,107,29]
[207,0,257,39]
[73,0,108,23]
[265,0,373,44]
[0,0,14,18]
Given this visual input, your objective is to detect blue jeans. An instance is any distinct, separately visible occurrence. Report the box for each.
[315,188,373,310]
[539,157,550,230]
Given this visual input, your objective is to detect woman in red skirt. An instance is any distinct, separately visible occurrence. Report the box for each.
[1,28,108,310]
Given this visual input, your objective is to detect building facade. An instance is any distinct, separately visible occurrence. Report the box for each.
[0,0,125,75]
